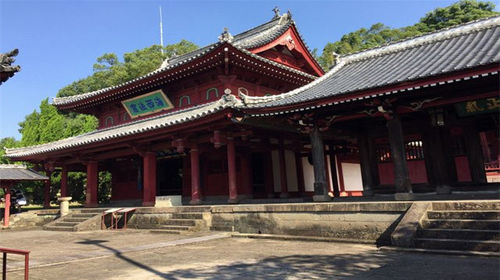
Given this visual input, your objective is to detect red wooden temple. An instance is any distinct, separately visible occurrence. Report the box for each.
[5,12,500,207]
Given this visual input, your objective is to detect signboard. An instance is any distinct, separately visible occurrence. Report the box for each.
[122,90,173,118]
[454,97,500,117]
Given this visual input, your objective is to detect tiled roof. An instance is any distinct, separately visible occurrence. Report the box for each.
[243,16,500,109]
[6,94,242,159]
[0,164,48,181]
[53,12,309,107]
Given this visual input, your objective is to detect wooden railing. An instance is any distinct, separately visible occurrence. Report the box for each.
[1,247,29,280]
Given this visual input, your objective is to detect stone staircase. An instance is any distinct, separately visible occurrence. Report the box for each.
[43,208,106,232]
[151,212,207,234]
[415,201,500,252]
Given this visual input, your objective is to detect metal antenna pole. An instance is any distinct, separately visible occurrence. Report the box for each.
[160,6,164,54]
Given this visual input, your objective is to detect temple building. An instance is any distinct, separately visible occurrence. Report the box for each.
[5,12,500,207]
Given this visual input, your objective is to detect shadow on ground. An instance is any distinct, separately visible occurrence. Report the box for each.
[78,238,393,279]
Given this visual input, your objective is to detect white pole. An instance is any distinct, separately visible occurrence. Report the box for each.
[160,6,164,54]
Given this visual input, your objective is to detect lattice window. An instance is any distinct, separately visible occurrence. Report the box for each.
[376,140,425,162]
[206,88,218,100]
[178,96,191,107]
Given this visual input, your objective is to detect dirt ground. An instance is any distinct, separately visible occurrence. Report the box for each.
[2,229,499,280]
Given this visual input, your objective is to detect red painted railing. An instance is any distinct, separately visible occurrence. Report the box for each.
[1,247,29,280]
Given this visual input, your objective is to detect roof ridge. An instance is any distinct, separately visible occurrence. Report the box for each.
[341,15,500,64]
[240,59,345,106]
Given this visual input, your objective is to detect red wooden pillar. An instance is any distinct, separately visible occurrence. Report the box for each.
[227,137,239,203]
[143,152,157,207]
[279,144,289,198]
[3,185,11,227]
[60,166,68,197]
[85,161,98,208]
[44,171,52,208]
[190,145,202,205]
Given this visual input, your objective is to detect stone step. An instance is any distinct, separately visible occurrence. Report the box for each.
[159,225,191,231]
[43,225,75,232]
[150,229,181,235]
[171,213,204,220]
[415,238,500,252]
[63,217,88,223]
[422,219,500,230]
[418,228,500,240]
[55,222,79,227]
[432,202,500,211]
[427,210,500,220]
[174,206,211,213]
[80,209,108,214]
[162,219,196,226]
[71,213,97,218]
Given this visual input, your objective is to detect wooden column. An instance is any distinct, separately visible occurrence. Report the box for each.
[142,152,157,206]
[190,145,202,204]
[227,137,239,203]
[309,126,330,201]
[60,166,68,197]
[464,124,487,184]
[44,171,52,208]
[295,152,305,194]
[327,147,340,197]
[324,148,333,194]
[85,161,98,207]
[358,132,375,196]
[278,142,289,198]
[2,184,11,227]
[386,113,413,198]
[423,126,452,194]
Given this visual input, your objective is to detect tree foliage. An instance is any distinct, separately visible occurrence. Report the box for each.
[2,41,198,204]
[318,0,499,69]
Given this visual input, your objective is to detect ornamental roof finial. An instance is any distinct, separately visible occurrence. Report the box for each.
[218,27,234,43]
[272,6,280,19]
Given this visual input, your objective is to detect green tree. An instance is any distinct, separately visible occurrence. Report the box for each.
[318,0,498,69]
[0,137,19,164]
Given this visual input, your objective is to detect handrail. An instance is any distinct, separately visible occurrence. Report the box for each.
[0,247,30,280]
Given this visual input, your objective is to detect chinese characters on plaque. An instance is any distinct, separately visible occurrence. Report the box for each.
[122,90,173,118]
[455,97,500,117]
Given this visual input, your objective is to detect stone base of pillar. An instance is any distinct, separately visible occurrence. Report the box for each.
[313,194,331,202]
[394,192,415,201]
[279,192,290,198]
[142,201,155,207]
[57,196,72,217]
[363,189,374,197]
[190,198,202,205]
[227,197,240,204]
[436,185,452,195]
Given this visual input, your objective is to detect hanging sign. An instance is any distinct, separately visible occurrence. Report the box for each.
[122,90,174,118]
[454,97,500,117]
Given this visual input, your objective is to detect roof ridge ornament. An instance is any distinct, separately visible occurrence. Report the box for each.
[272,6,280,19]
[278,10,291,25]
[218,27,234,43]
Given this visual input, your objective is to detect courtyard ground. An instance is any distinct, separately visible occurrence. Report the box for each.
[1,229,499,280]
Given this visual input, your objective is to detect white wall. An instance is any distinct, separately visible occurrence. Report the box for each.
[302,157,314,192]
[341,162,363,191]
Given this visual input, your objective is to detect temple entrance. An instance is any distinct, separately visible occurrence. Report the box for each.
[251,152,268,198]
[157,157,183,196]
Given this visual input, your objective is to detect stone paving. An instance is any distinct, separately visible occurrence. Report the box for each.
[2,229,499,280]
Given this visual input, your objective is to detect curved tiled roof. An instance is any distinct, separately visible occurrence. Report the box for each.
[243,16,500,109]
[53,12,308,108]
[7,94,242,159]
[0,164,48,181]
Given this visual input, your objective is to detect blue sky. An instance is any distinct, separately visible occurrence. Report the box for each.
[0,0,473,139]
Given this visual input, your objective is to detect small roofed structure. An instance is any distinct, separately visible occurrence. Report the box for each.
[0,49,21,85]
[0,164,48,227]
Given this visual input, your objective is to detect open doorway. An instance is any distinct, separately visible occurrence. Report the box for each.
[157,157,183,196]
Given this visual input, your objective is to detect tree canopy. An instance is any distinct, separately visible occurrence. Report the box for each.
[318,0,499,69]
